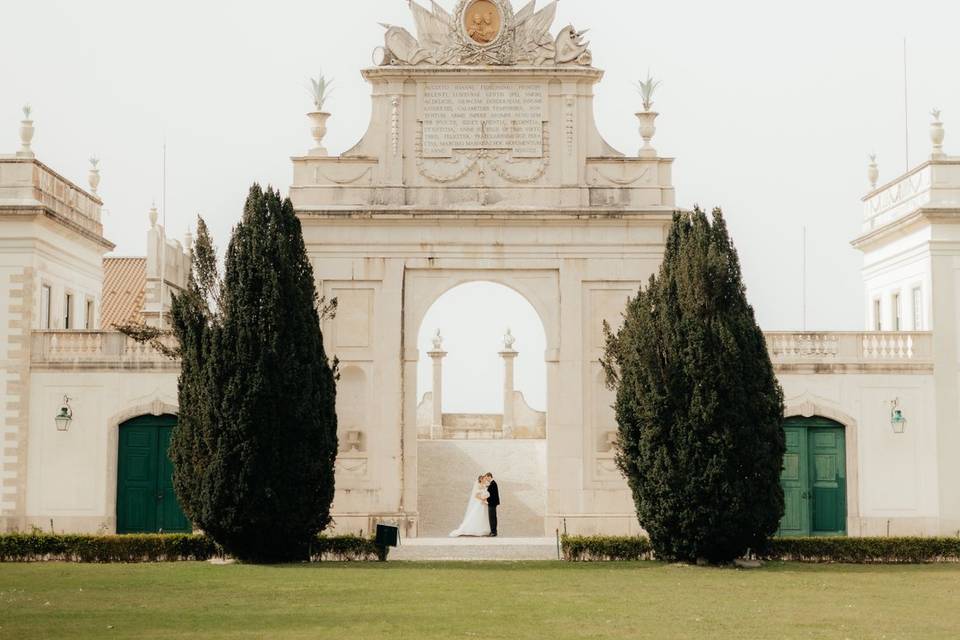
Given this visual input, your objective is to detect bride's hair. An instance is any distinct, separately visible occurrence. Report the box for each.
[477,474,484,484]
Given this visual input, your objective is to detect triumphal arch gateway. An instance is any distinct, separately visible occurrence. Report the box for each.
[291,0,674,536]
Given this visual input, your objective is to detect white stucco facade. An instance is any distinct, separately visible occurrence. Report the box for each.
[1,0,958,538]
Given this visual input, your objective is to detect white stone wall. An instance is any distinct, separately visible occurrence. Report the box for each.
[778,372,943,536]
[24,366,178,533]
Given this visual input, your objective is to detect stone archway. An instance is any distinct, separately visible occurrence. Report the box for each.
[411,279,550,536]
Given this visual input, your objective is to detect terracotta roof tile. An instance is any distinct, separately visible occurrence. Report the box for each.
[101,257,145,328]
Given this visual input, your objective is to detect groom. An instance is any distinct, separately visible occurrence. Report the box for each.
[484,472,500,537]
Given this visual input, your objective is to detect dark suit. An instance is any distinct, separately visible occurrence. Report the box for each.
[486,480,500,535]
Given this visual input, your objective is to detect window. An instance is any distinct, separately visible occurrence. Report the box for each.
[912,287,923,330]
[85,298,95,330]
[40,285,51,329]
[892,293,902,331]
[872,298,882,331]
[64,293,73,329]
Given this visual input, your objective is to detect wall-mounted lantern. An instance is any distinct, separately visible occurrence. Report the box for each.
[54,395,73,432]
[890,398,907,434]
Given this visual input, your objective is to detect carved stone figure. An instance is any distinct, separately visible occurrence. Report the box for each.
[554,25,590,64]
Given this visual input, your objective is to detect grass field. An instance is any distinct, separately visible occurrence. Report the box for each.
[2,561,960,639]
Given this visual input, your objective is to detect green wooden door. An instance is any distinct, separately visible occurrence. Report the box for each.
[117,415,190,533]
[778,426,810,536]
[777,417,846,537]
[809,427,846,535]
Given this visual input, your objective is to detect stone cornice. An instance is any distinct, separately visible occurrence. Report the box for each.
[0,205,115,251]
[362,65,605,81]
[850,207,960,252]
[774,362,933,375]
[296,207,678,219]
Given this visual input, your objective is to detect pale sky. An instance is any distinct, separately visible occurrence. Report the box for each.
[3,1,958,411]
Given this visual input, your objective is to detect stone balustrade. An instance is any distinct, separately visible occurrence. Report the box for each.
[861,157,960,233]
[30,331,178,370]
[765,331,933,370]
[0,158,105,239]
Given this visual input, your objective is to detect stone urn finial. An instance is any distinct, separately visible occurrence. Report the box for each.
[635,74,661,158]
[17,104,35,158]
[431,328,443,351]
[148,204,158,228]
[868,153,879,189]
[307,71,334,157]
[930,109,945,157]
[88,157,101,195]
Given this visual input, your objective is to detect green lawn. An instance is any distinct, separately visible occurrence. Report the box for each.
[2,561,959,639]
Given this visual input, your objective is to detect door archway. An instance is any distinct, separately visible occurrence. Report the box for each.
[116,414,190,533]
[778,416,847,536]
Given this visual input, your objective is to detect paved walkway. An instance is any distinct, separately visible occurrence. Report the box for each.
[389,537,559,561]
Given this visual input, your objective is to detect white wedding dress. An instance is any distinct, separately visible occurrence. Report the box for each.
[449,481,491,537]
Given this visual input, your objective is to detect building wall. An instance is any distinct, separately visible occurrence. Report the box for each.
[778,372,944,536]
[0,220,106,531]
[23,367,178,533]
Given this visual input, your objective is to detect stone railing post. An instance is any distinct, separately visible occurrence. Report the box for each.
[427,330,446,439]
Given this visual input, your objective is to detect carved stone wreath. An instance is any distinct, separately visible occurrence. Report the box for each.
[452,0,515,65]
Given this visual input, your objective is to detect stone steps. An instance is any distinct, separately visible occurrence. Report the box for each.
[388,537,559,561]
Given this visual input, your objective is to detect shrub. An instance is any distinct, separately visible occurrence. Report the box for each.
[601,208,785,564]
[0,533,388,563]
[561,535,653,561]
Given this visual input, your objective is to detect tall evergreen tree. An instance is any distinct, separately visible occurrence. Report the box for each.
[170,185,338,562]
[602,207,785,563]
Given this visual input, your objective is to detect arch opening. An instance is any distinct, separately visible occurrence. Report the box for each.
[414,280,548,537]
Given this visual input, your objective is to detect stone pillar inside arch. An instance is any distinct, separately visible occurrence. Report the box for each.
[499,328,518,438]
[427,331,446,440]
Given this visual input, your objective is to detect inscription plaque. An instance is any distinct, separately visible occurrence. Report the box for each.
[422,83,545,158]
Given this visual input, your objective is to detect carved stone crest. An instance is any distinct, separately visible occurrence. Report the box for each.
[376,0,590,67]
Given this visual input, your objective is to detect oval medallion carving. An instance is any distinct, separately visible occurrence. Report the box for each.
[464,0,501,45]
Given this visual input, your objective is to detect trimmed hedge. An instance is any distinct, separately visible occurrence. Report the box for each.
[311,535,388,562]
[0,533,217,562]
[561,535,960,563]
[0,533,389,563]
[764,536,960,564]
[561,535,653,561]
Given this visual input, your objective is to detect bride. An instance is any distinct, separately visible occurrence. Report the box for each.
[449,475,491,537]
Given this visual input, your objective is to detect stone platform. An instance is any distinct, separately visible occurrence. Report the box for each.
[389,537,558,561]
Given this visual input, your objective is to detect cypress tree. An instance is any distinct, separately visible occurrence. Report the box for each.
[602,206,785,563]
[170,185,338,562]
